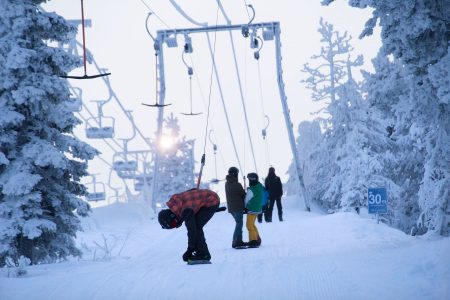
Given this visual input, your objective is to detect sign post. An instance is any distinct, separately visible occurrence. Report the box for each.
[368,188,387,224]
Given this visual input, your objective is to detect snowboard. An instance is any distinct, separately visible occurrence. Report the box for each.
[187,259,211,265]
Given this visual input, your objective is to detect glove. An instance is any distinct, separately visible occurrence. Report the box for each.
[243,208,248,214]
[182,247,195,262]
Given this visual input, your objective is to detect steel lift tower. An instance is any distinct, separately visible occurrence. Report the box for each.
[150,21,311,211]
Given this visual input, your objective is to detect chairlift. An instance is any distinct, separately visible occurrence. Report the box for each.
[66,97,82,112]
[85,100,115,139]
[86,174,106,201]
[113,158,138,173]
[66,87,83,112]
[106,169,122,204]
[61,0,110,80]
[134,175,152,191]
[181,51,202,116]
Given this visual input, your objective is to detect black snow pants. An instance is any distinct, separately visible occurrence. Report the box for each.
[186,204,219,256]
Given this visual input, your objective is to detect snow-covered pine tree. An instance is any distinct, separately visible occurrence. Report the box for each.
[361,55,419,232]
[330,58,398,214]
[285,121,322,196]
[324,0,450,235]
[155,113,196,205]
[0,0,98,265]
[299,19,365,211]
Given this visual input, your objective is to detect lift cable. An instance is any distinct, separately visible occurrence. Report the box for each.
[169,0,208,27]
[197,3,221,189]
[138,0,172,29]
[188,55,229,175]
[218,1,258,174]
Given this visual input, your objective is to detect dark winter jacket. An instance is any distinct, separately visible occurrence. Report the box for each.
[225,175,246,213]
[265,175,283,199]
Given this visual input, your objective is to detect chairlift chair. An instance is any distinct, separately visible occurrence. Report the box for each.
[112,153,138,173]
[86,175,106,201]
[85,116,115,139]
[61,0,110,80]
[66,97,82,112]
[134,175,152,191]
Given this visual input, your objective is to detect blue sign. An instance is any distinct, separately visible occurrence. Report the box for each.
[368,188,387,214]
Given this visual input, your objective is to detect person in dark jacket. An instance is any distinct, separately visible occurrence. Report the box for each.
[158,188,220,262]
[264,167,284,222]
[225,167,247,249]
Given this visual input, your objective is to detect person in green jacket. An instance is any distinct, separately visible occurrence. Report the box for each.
[245,172,264,247]
[225,167,247,249]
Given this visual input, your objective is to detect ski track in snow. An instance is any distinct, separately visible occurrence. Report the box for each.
[1,197,449,300]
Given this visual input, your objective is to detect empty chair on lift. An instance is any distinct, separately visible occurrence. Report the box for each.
[66,97,82,112]
[85,115,115,139]
[86,176,106,201]
[66,87,83,112]
[113,154,138,173]
[134,175,152,191]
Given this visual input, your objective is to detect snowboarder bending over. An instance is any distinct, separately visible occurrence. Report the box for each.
[245,173,264,247]
[158,188,220,263]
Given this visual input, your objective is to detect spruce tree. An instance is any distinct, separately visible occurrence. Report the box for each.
[324,0,450,235]
[155,114,196,205]
[0,0,98,265]
[300,19,365,211]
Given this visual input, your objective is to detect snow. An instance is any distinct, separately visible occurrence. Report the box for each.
[1,196,449,300]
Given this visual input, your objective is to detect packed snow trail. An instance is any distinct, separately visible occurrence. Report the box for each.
[1,196,449,300]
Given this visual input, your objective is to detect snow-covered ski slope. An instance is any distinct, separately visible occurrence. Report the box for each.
[1,195,449,300]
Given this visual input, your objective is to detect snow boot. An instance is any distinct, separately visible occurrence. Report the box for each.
[233,240,247,249]
[247,240,259,248]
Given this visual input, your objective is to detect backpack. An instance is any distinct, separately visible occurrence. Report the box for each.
[262,188,269,206]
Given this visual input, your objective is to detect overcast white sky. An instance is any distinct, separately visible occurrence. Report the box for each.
[43,0,381,203]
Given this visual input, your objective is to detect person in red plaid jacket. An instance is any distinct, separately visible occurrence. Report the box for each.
[158,188,220,262]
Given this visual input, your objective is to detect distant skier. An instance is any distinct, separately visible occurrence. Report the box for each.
[225,166,247,249]
[158,188,220,262]
[245,173,264,247]
[264,167,284,222]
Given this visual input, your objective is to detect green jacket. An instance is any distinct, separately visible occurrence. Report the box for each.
[245,182,264,214]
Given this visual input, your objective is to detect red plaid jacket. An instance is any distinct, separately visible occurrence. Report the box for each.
[167,189,220,218]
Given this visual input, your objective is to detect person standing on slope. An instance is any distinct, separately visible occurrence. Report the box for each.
[225,167,247,249]
[264,167,284,222]
[245,173,264,247]
[158,188,220,262]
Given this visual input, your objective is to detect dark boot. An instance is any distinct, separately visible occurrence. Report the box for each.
[233,240,247,249]
[257,213,263,223]
[279,215,283,222]
[193,251,211,261]
[247,240,259,248]
[256,236,262,246]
